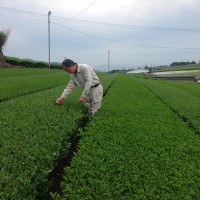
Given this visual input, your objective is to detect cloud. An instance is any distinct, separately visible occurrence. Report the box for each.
[1,0,200,69]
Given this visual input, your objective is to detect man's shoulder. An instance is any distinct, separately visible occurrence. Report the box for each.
[78,64,89,68]
[77,64,91,71]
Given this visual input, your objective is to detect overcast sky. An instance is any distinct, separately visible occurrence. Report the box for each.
[1,0,200,71]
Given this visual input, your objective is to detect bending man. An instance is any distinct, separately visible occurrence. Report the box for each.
[56,59,103,115]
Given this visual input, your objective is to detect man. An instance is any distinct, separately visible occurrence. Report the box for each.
[56,59,103,115]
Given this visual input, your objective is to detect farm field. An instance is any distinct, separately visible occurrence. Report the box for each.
[58,76,200,199]
[1,68,200,199]
[0,68,117,199]
[151,65,200,72]
[0,68,114,102]
[136,77,200,134]
[149,64,200,79]
[0,68,67,102]
[153,80,200,99]
[152,70,200,77]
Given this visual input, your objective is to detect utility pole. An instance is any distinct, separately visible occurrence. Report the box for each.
[108,50,110,72]
[48,11,51,69]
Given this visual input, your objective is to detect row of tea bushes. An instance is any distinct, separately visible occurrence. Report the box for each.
[138,78,200,134]
[59,76,200,199]
[154,79,200,99]
[0,68,60,78]
[0,68,117,102]
[0,69,117,199]
[0,70,68,102]
[0,85,84,199]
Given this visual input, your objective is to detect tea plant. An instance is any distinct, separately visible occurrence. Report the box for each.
[60,76,200,199]
[0,69,117,199]
[138,78,200,133]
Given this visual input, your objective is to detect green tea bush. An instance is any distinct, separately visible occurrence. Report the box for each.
[0,71,67,102]
[139,78,200,133]
[0,85,84,199]
[0,69,117,199]
[60,76,200,199]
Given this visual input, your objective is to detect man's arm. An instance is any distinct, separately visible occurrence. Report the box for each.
[56,78,77,104]
[61,78,77,99]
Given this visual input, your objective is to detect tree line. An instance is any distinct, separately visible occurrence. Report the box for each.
[170,61,196,66]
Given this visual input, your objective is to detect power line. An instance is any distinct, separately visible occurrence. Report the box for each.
[0,14,47,23]
[59,0,98,24]
[2,6,200,50]
[1,6,200,32]
[0,6,46,17]
[51,21,200,50]
[53,18,200,32]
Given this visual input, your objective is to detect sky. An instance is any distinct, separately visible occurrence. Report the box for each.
[1,0,200,71]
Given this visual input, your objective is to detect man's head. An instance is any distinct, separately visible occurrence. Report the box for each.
[62,59,77,74]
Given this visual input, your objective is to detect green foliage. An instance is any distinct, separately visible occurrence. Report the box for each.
[60,76,200,199]
[152,65,200,72]
[50,192,63,200]
[129,73,149,78]
[4,69,200,199]
[0,68,117,199]
[0,70,68,102]
[0,85,84,199]
[170,61,196,66]
[4,56,61,69]
[157,80,200,99]
[0,68,61,78]
[0,69,117,102]
[0,31,9,48]
[138,78,200,133]
[19,60,34,67]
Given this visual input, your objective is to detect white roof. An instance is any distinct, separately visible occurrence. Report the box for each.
[127,69,149,74]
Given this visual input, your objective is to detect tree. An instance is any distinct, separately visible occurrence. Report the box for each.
[0,30,10,67]
[190,61,196,65]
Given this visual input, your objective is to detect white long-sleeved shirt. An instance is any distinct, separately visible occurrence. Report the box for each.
[61,64,100,99]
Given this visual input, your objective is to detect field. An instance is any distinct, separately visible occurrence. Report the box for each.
[1,68,200,199]
[151,65,200,72]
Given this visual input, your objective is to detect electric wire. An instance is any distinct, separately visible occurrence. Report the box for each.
[51,21,200,50]
[58,0,98,24]
[1,6,200,54]
[53,18,200,32]
[0,7,46,17]
[1,6,200,32]
[0,14,47,23]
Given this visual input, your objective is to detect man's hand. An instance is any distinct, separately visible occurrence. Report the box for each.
[79,97,85,103]
[56,97,63,105]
